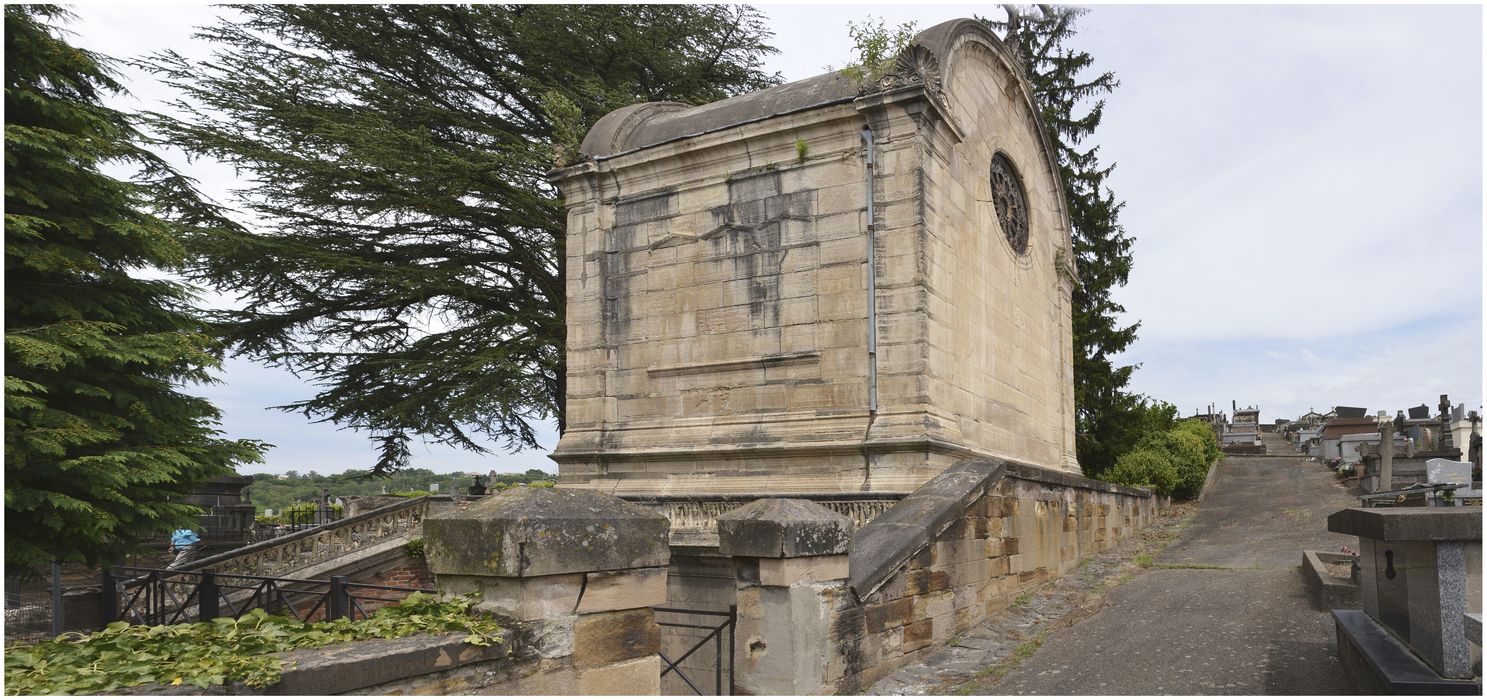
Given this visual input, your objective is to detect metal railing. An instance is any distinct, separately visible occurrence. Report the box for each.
[655,606,735,696]
[180,497,435,580]
[102,566,433,626]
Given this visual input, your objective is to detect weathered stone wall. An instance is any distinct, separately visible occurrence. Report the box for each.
[722,465,1158,695]
[553,106,888,496]
[869,34,1079,477]
[550,20,1084,498]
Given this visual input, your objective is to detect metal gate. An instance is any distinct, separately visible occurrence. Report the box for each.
[654,605,735,695]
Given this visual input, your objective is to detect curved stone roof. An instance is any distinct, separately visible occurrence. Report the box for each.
[579,18,1020,160]
[579,72,859,159]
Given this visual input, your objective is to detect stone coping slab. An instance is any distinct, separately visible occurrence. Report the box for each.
[1333,610,1481,695]
[846,459,1153,598]
[425,487,669,577]
[849,460,1005,598]
[1327,507,1483,542]
[1004,462,1151,498]
[716,498,853,558]
[1300,549,1358,611]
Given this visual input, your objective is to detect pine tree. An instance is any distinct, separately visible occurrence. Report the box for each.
[142,5,781,474]
[4,5,265,569]
[981,6,1143,476]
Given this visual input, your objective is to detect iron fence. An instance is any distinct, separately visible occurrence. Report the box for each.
[3,562,108,644]
[103,566,433,627]
[655,605,735,696]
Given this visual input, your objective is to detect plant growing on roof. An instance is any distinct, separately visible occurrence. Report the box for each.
[840,17,918,88]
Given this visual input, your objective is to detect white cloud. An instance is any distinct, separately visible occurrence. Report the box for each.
[56,4,1484,471]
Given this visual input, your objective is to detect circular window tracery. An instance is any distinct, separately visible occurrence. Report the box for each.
[990,153,1030,255]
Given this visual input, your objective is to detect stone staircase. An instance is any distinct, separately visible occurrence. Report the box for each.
[180,495,447,582]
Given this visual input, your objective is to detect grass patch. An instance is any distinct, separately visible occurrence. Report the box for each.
[1013,591,1034,607]
[956,631,1048,693]
[1132,552,1230,571]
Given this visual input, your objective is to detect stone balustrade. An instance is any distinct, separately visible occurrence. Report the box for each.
[184,497,436,579]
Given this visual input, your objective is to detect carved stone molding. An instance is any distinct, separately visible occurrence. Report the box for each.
[870,45,944,102]
[638,498,900,547]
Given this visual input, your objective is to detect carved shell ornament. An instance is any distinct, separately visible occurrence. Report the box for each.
[872,45,944,101]
[990,153,1030,254]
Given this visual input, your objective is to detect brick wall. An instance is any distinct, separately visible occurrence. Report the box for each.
[367,559,432,590]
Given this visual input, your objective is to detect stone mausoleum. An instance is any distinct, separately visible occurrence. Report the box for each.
[552,19,1080,501]
[483,19,1167,694]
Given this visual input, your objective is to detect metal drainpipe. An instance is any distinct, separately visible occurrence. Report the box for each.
[862,127,878,415]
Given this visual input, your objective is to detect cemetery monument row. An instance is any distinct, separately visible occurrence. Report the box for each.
[548,19,1081,505]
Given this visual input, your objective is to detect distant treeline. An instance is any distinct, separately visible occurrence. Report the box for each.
[242,467,558,514]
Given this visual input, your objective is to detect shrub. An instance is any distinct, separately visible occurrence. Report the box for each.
[3,593,499,694]
[1163,431,1212,500]
[1172,420,1221,464]
[1100,449,1179,496]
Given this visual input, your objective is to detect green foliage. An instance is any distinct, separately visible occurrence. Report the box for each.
[3,593,498,694]
[1101,448,1179,496]
[541,90,584,168]
[794,137,809,163]
[840,17,917,86]
[979,7,1142,478]
[388,490,434,499]
[402,538,425,559]
[263,501,343,524]
[1103,418,1219,499]
[3,5,265,570]
[142,5,782,475]
[1173,420,1221,464]
[1081,399,1178,478]
[244,468,557,514]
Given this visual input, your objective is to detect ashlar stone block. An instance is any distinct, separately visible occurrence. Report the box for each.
[576,567,668,614]
[424,487,669,578]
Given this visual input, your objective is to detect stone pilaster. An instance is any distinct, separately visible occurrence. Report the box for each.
[717,498,853,695]
[424,487,670,695]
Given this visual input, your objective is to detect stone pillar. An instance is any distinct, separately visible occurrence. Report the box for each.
[717,499,854,695]
[424,487,670,695]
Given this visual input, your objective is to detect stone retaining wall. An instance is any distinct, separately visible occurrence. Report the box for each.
[717,460,1159,694]
[831,465,1158,692]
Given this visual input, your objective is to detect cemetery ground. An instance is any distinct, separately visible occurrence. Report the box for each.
[869,432,1359,695]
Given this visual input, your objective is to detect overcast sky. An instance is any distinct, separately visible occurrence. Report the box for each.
[64,3,1483,475]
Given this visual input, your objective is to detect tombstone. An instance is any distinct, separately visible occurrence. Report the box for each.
[468,474,488,496]
[1357,422,1410,493]
[1470,412,1482,473]
[549,18,1084,499]
[1327,507,1482,691]
[429,482,439,494]
[1426,459,1473,488]
[1438,394,1455,453]
[1409,404,1432,420]
[1337,406,1369,419]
